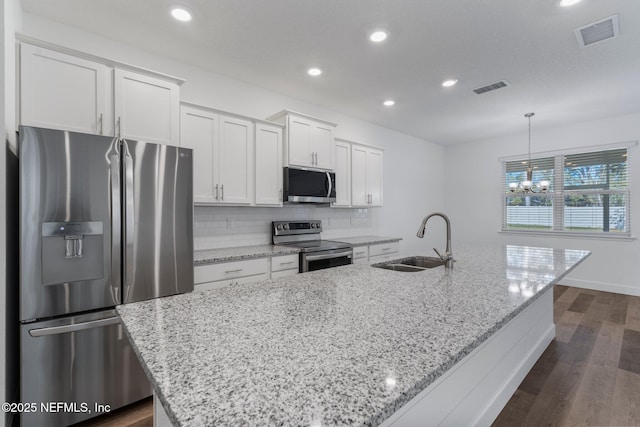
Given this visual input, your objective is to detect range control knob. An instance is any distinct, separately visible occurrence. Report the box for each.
[311,223,317,229]
[284,224,289,230]
[315,222,321,229]
[276,224,283,231]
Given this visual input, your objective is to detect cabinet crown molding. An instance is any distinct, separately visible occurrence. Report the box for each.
[266,109,338,127]
[17,34,186,85]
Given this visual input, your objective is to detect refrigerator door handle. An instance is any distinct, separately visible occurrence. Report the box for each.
[123,142,135,295]
[110,154,122,304]
[28,316,120,337]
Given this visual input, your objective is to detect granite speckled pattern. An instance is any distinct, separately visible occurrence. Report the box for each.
[331,235,402,247]
[194,245,300,265]
[117,244,590,426]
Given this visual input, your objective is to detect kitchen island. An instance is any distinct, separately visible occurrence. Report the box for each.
[117,244,590,426]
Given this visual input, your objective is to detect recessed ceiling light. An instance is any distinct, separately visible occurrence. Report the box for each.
[170,7,192,22]
[560,0,582,6]
[442,79,458,88]
[383,100,395,107]
[307,67,322,77]
[369,31,388,43]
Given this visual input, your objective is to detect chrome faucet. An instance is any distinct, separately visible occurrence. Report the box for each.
[417,212,454,269]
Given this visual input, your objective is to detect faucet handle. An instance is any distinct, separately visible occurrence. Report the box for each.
[433,247,449,261]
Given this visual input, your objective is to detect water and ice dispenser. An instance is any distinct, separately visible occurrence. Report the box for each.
[40,221,104,286]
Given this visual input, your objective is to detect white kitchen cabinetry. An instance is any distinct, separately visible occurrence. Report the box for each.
[114,69,180,145]
[332,140,351,207]
[270,254,299,278]
[267,110,337,170]
[19,44,112,135]
[179,105,218,203]
[352,247,369,265]
[179,103,254,205]
[352,144,383,207]
[19,41,183,144]
[255,123,284,206]
[218,115,254,204]
[194,258,269,292]
[367,242,400,263]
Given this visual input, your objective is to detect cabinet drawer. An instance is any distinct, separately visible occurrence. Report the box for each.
[271,269,299,279]
[271,254,299,272]
[194,258,268,284]
[352,247,368,260]
[194,273,269,292]
[368,242,399,257]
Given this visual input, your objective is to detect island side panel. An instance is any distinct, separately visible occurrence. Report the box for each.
[382,288,554,426]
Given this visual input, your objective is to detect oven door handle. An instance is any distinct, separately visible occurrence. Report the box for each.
[305,248,353,261]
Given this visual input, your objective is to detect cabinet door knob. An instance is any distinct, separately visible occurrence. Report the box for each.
[98,113,103,135]
[221,184,224,201]
[117,116,121,138]
[215,184,219,200]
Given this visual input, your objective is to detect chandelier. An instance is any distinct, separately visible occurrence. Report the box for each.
[509,112,550,194]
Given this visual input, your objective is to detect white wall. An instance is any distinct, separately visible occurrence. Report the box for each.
[444,112,640,296]
[19,13,446,255]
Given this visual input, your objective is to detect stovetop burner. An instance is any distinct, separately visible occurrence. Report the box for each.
[272,220,351,253]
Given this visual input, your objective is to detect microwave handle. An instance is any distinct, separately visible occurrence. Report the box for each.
[326,172,332,198]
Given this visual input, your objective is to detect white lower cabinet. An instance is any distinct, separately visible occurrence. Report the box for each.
[366,242,400,263]
[194,258,268,292]
[270,254,299,277]
[352,247,369,264]
[194,254,299,291]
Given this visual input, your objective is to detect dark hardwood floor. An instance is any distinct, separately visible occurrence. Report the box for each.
[81,286,640,427]
[493,285,640,427]
[71,397,152,427]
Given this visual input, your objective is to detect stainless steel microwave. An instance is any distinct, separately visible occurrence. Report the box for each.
[283,167,336,203]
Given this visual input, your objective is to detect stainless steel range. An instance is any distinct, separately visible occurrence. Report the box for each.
[273,220,353,272]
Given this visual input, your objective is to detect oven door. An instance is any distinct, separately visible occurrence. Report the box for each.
[301,247,353,272]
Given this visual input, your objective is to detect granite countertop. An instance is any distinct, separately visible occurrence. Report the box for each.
[330,235,402,247]
[118,244,590,426]
[194,245,300,265]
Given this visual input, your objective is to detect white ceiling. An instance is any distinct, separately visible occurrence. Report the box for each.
[20,0,640,145]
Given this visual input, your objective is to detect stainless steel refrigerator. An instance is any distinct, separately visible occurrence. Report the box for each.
[18,126,194,426]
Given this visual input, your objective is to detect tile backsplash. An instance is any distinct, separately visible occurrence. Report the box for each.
[194,205,379,250]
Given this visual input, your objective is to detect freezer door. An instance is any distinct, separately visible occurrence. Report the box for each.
[19,126,120,321]
[20,310,151,427]
[121,139,194,303]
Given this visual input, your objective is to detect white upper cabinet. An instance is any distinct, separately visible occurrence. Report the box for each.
[332,140,351,207]
[114,69,180,145]
[255,123,283,206]
[267,110,336,170]
[179,105,218,204]
[19,42,183,145]
[352,144,384,207]
[179,103,254,205]
[19,44,112,135]
[218,115,254,204]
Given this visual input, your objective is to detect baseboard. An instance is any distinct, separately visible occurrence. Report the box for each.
[560,278,640,297]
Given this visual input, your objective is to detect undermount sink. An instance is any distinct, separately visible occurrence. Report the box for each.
[372,256,446,272]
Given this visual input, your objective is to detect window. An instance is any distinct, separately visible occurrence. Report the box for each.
[502,147,630,235]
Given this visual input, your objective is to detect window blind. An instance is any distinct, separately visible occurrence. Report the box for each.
[501,147,630,235]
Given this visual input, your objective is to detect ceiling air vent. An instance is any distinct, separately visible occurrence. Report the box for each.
[575,15,619,48]
[472,80,510,95]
